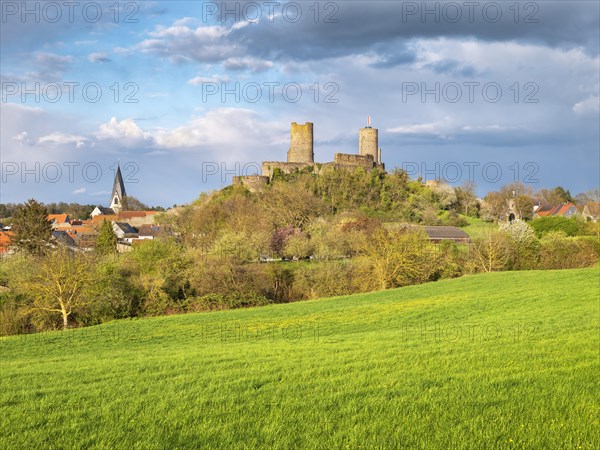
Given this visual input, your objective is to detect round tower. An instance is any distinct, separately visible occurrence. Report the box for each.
[359,126,379,164]
[287,122,314,163]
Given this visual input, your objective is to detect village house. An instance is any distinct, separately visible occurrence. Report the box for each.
[47,214,71,229]
[534,203,579,219]
[420,226,471,244]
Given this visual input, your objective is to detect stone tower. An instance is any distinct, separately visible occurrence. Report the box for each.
[110,164,126,212]
[359,120,379,164]
[287,122,314,163]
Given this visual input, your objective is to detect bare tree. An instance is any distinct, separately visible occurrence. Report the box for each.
[17,248,91,329]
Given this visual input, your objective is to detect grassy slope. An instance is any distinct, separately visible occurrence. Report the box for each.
[1,268,598,449]
[462,216,498,239]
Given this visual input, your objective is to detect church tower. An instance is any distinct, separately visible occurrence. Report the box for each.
[110,165,126,212]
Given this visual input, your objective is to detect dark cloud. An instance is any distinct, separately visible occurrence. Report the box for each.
[369,45,417,68]
[227,1,599,62]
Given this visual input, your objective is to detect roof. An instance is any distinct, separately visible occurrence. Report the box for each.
[94,206,116,215]
[536,203,578,217]
[91,215,118,225]
[421,226,471,241]
[47,214,69,224]
[137,224,174,237]
[112,166,126,200]
[52,231,76,247]
[117,211,158,219]
[0,231,13,244]
[66,226,98,235]
[114,222,138,234]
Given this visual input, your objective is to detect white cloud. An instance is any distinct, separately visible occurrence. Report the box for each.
[95,117,154,146]
[154,108,283,152]
[72,188,87,194]
[13,131,35,146]
[573,96,600,116]
[88,52,111,63]
[134,22,239,63]
[387,117,459,139]
[37,132,89,148]
[187,74,230,86]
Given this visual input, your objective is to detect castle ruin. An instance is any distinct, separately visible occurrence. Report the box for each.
[233,119,385,191]
[287,122,314,164]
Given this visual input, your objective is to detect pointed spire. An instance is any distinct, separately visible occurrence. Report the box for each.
[110,165,126,211]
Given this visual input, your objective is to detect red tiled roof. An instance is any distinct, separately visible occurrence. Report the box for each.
[536,203,577,217]
[91,215,118,225]
[47,214,69,224]
[117,211,158,219]
[0,231,13,253]
[66,226,97,235]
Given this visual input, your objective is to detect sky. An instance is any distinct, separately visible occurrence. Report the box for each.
[1,0,599,207]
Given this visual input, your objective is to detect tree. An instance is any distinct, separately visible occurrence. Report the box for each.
[481,192,508,222]
[358,227,438,290]
[16,248,92,329]
[470,231,510,272]
[95,220,117,255]
[574,189,600,206]
[500,220,539,269]
[455,182,480,217]
[512,195,534,221]
[538,186,574,205]
[11,199,53,255]
[120,195,149,211]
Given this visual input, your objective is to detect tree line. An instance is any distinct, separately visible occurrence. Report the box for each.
[1,169,598,335]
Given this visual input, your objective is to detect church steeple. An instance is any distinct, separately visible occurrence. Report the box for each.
[110,165,126,212]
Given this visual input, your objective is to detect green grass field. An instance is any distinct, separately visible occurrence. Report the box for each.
[1,268,598,449]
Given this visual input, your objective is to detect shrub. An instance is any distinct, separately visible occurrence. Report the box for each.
[530,216,587,237]
[292,261,357,299]
[538,232,598,269]
[186,293,271,312]
[500,221,540,270]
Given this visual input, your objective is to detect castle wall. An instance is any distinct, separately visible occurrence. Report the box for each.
[262,162,314,178]
[232,175,269,192]
[247,121,385,185]
[359,127,379,164]
[287,122,314,163]
[334,153,375,168]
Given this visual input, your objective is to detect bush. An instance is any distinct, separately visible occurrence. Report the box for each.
[186,293,271,312]
[292,261,357,299]
[500,221,540,270]
[538,232,598,269]
[530,216,587,237]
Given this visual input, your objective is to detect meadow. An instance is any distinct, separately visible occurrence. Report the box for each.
[1,268,598,449]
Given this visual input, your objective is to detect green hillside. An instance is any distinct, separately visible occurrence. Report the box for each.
[1,268,598,449]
